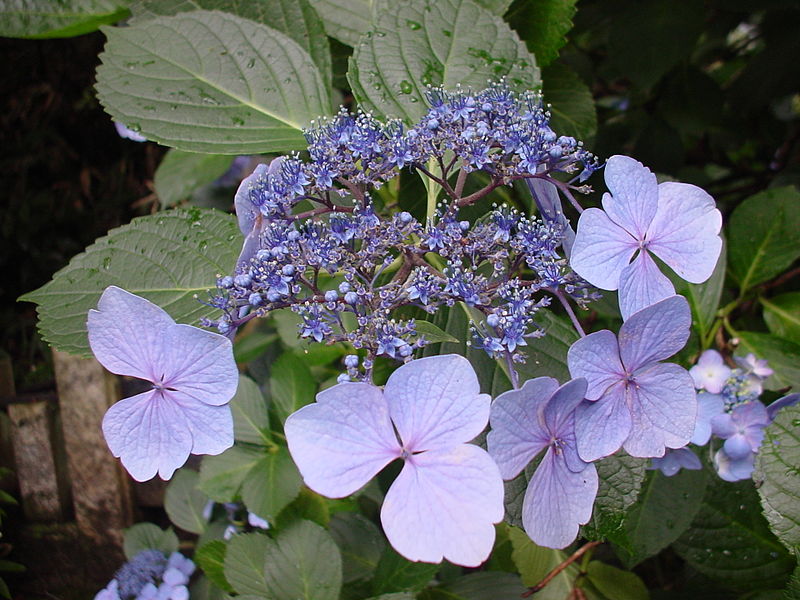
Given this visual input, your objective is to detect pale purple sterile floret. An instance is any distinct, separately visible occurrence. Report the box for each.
[691,391,725,446]
[711,401,771,460]
[568,295,696,461]
[649,447,702,477]
[714,448,756,482]
[487,377,598,549]
[233,157,284,269]
[735,352,774,379]
[284,354,504,566]
[87,286,239,481]
[570,155,722,319]
[689,349,731,394]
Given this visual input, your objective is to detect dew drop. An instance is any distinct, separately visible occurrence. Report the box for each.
[722,549,732,556]
[246,57,256,68]
[102,257,111,270]
[406,20,421,30]
[231,116,245,126]
[399,80,413,94]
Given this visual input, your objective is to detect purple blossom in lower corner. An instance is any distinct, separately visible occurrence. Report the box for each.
[487,377,598,549]
[87,286,239,481]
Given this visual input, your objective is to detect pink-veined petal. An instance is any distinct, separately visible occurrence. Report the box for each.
[623,363,696,458]
[284,382,400,498]
[617,251,676,321]
[575,383,631,462]
[522,448,598,549]
[381,445,504,566]
[487,377,558,479]
[88,286,175,382]
[570,208,638,290]
[102,389,193,481]
[161,324,238,406]
[568,330,624,400]
[647,181,722,284]
[167,392,234,456]
[618,295,691,370]
[383,355,490,452]
[601,155,659,239]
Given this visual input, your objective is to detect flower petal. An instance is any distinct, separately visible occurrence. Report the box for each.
[542,378,589,435]
[575,383,631,462]
[522,448,598,549]
[526,178,575,256]
[88,286,175,382]
[618,296,691,370]
[691,392,725,446]
[617,251,676,321]
[383,355,490,452]
[487,377,558,479]
[570,208,638,290]
[284,383,400,498]
[647,181,722,284]
[102,390,193,481]
[568,330,624,400]
[167,393,234,456]
[624,363,696,458]
[601,155,658,239]
[381,445,504,566]
[161,324,238,406]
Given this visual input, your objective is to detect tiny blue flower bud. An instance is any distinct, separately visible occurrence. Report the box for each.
[218,321,231,334]
[249,293,263,306]
[282,264,295,276]
[344,354,359,368]
[344,291,359,305]
[487,313,500,328]
[427,119,439,130]
[339,282,351,293]
[399,211,413,224]
[398,344,413,357]
[337,373,350,383]
[267,291,282,303]
[219,276,234,289]
[459,220,470,231]
[287,230,301,241]
[548,147,563,158]
[325,290,339,302]
[234,274,252,287]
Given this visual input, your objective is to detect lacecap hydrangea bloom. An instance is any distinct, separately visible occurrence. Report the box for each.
[88,286,238,481]
[570,155,722,319]
[567,295,696,461]
[284,354,504,566]
[488,377,598,548]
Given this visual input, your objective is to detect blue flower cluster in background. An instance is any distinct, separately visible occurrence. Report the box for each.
[94,550,195,600]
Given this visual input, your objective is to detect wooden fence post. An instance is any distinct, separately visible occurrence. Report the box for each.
[52,349,134,547]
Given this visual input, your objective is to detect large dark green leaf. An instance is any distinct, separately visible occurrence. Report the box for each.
[616,467,707,567]
[541,62,597,141]
[508,525,574,597]
[728,187,800,292]
[96,10,331,154]
[224,533,270,596]
[515,309,579,384]
[18,208,240,357]
[194,540,234,594]
[165,469,209,534]
[309,0,372,47]
[585,561,648,600]
[673,478,794,592]
[230,375,271,446]
[328,512,386,583]
[418,572,527,599]
[671,237,726,342]
[132,0,332,87]
[241,447,302,520]
[755,404,800,553]
[348,0,539,123]
[371,548,439,596]
[734,331,800,391]
[198,445,260,502]
[154,149,233,207]
[507,0,577,67]
[0,0,128,38]
[762,293,800,345]
[270,351,317,423]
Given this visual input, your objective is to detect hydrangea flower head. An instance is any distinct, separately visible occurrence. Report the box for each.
[568,295,696,461]
[88,286,238,481]
[570,156,722,319]
[487,377,598,548]
[284,354,504,566]
[689,349,731,394]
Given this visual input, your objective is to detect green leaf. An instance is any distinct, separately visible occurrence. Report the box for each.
[734,331,800,391]
[123,523,179,560]
[0,561,24,573]
[728,187,800,292]
[508,526,574,598]
[241,447,303,520]
[414,319,459,344]
[270,352,317,423]
[96,10,331,154]
[585,561,648,600]
[132,0,332,87]
[607,0,704,89]
[763,293,800,344]
[154,150,233,207]
[0,578,9,600]
[348,0,539,124]
[507,0,577,67]
[329,512,386,583]
[224,533,270,596]
[673,478,795,592]
[199,445,262,502]
[231,375,271,446]
[418,572,527,599]
[0,0,128,38]
[262,519,342,600]
[516,309,579,383]
[362,595,415,600]
[755,404,800,553]
[309,0,371,47]
[371,547,439,595]
[582,452,648,548]
[616,467,707,567]
[18,208,240,357]
[274,487,330,528]
[541,62,597,143]
[672,237,727,342]
[786,563,800,600]
[195,540,235,594]
[165,469,209,534]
